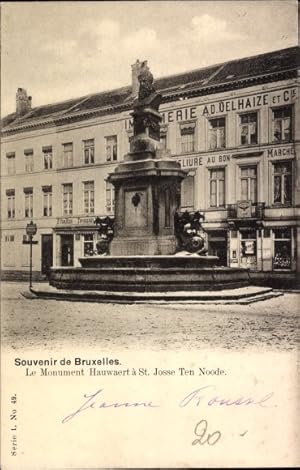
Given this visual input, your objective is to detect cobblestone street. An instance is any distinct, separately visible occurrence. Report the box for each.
[1,282,299,352]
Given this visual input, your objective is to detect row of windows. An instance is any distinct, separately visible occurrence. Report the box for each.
[6,181,115,219]
[5,136,118,175]
[173,106,293,153]
[5,160,292,220]
[181,161,292,209]
[5,105,293,175]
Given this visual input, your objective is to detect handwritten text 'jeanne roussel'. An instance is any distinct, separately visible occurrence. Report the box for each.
[62,386,276,424]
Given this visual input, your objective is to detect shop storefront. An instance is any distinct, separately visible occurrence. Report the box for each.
[229,225,296,272]
[54,216,101,267]
[53,215,116,267]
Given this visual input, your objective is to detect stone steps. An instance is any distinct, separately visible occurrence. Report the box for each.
[26,285,281,304]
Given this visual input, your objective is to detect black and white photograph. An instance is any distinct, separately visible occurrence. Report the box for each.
[1,1,299,468]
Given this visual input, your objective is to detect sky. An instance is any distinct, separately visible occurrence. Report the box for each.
[1,0,298,117]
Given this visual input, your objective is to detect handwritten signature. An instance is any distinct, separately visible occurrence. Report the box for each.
[62,385,276,424]
[179,385,276,408]
[62,388,159,423]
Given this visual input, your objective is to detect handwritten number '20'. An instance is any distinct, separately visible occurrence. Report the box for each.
[192,419,221,446]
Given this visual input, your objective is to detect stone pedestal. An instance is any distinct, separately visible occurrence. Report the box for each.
[108,158,186,255]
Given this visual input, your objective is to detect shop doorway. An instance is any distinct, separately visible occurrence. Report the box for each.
[208,231,228,266]
[61,234,74,266]
[41,234,53,277]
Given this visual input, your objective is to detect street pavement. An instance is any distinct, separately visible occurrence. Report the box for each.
[1,282,299,352]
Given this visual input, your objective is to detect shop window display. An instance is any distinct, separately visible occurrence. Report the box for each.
[273,228,291,270]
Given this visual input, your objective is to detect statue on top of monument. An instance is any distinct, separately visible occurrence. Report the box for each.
[134,61,161,112]
[131,60,162,147]
[138,63,156,101]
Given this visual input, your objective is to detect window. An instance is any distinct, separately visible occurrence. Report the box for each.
[273,161,292,205]
[24,149,34,172]
[24,187,33,218]
[105,181,115,213]
[83,234,95,256]
[83,139,94,164]
[106,136,118,162]
[62,143,73,168]
[63,184,73,215]
[42,186,52,216]
[181,174,194,209]
[43,146,53,170]
[240,166,257,203]
[6,189,15,219]
[209,118,225,150]
[180,123,195,153]
[6,152,16,175]
[273,228,291,270]
[272,106,292,142]
[240,112,257,145]
[83,181,94,214]
[4,234,14,242]
[209,169,225,207]
[240,229,257,268]
[4,234,15,267]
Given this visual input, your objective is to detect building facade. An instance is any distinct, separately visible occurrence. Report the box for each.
[1,47,300,281]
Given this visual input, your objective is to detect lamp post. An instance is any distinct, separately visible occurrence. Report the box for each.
[25,221,37,289]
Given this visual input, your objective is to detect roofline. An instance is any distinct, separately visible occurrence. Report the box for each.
[2,45,299,135]
[9,45,300,119]
[153,44,299,84]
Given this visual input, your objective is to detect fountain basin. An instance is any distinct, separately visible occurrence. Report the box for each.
[50,256,250,292]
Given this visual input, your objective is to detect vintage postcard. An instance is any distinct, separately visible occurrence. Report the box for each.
[1,1,299,468]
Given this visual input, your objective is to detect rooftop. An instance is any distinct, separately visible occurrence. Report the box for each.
[2,46,299,134]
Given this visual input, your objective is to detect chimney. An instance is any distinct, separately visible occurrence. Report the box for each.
[16,88,32,116]
[131,60,147,96]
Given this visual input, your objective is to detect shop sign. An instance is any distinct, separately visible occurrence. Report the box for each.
[201,88,297,116]
[161,107,197,124]
[57,217,100,226]
[57,217,76,225]
[177,153,231,168]
[237,200,252,218]
[124,88,297,127]
[267,146,295,159]
[78,217,96,225]
[125,106,197,129]
[207,154,230,164]
[176,155,203,168]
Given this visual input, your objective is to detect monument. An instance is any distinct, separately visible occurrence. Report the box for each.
[49,62,254,295]
[108,61,186,256]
